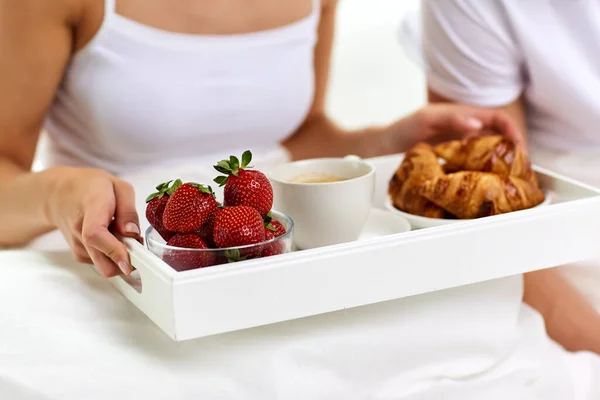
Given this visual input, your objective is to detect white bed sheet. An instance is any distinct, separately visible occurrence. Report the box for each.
[3,149,600,399]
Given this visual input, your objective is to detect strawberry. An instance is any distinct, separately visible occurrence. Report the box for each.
[261,213,287,257]
[145,179,182,241]
[261,229,286,257]
[213,206,266,258]
[213,150,273,216]
[163,183,218,233]
[194,206,221,248]
[164,234,215,271]
[264,213,287,238]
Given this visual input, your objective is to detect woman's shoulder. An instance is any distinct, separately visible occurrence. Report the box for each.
[0,0,100,31]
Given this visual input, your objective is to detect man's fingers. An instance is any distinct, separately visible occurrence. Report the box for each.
[112,179,141,239]
[429,104,527,151]
[444,113,483,134]
[81,208,133,276]
[467,108,526,150]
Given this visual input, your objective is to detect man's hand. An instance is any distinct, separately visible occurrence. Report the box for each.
[409,103,526,150]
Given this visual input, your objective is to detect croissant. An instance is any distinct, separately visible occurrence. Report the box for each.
[388,143,448,218]
[434,135,538,185]
[417,171,546,219]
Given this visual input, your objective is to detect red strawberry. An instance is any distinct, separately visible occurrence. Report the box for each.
[194,207,221,248]
[213,150,273,216]
[164,234,215,271]
[261,229,286,257]
[213,206,266,258]
[163,183,218,233]
[145,179,182,241]
[261,213,287,257]
[264,217,286,238]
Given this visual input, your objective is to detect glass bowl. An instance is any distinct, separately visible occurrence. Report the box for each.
[145,210,294,272]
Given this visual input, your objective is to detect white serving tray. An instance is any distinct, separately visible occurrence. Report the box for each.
[111,153,600,341]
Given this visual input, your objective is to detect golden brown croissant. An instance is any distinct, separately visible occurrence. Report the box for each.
[417,171,546,219]
[434,135,538,185]
[388,143,448,218]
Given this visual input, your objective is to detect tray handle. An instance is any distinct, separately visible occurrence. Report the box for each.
[108,238,178,338]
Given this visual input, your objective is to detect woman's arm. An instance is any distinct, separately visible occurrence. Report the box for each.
[0,0,76,244]
[0,0,137,277]
[282,0,522,161]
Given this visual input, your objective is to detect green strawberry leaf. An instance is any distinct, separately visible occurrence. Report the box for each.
[145,192,160,203]
[225,249,248,263]
[241,150,252,168]
[155,180,172,191]
[263,212,272,226]
[229,156,240,170]
[214,166,230,175]
[146,179,181,203]
[192,184,214,196]
[168,179,183,194]
[218,160,232,170]
[214,160,233,175]
[207,185,217,199]
[213,175,228,187]
[266,223,276,232]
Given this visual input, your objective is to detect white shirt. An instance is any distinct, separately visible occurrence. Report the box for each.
[421,0,600,157]
[418,0,600,315]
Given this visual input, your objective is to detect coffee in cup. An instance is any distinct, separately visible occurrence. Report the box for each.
[287,173,348,184]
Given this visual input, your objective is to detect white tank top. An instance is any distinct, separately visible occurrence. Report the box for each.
[41,0,320,175]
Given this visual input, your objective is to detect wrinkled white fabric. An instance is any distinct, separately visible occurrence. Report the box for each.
[3,247,600,400]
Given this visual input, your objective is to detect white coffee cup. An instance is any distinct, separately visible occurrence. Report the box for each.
[268,155,376,249]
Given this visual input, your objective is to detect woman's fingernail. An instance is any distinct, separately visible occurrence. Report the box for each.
[124,222,140,235]
[465,118,483,129]
[118,261,132,275]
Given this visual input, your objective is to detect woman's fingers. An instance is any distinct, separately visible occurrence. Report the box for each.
[81,203,133,277]
[71,239,93,264]
[112,179,141,240]
[85,245,123,278]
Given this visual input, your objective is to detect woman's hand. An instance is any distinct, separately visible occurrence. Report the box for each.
[45,167,141,277]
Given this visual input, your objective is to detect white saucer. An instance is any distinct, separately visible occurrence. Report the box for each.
[384,190,554,230]
[291,208,411,251]
[357,207,412,241]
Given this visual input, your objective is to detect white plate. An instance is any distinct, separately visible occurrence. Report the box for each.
[384,190,554,230]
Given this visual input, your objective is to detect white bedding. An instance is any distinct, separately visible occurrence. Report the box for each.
[4,147,600,399]
[3,248,600,399]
